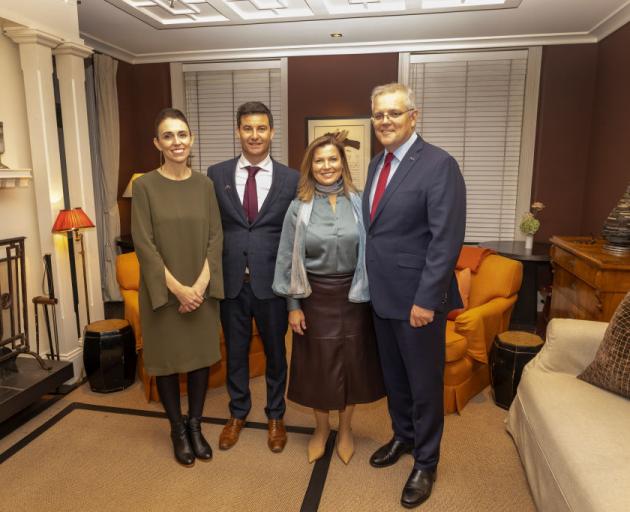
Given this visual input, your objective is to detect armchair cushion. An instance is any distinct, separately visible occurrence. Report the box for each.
[468,254,522,307]
[116,252,140,291]
[454,295,518,364]
[447,267,471,320]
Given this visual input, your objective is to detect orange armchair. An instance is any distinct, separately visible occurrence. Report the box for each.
[116,252,266,402]
[444,253,523,413]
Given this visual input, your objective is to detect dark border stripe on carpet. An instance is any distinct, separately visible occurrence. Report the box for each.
[0,401,78,464]
[300,430,337,512]
[0,401,332,511]
[0,393,65,441]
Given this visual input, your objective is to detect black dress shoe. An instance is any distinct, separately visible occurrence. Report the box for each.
[401,468,436,509]
[187,416,213,461]
[369,438,413,468]
[170,418,195,467]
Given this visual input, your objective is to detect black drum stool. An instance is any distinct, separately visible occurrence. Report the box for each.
[490,330,544,409]
[83,319,136,393]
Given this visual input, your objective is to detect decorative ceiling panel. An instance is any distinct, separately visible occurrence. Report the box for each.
[222,0,314,20]
[323,0,405,15]
[118,1,228,26]
[105,0,521,28]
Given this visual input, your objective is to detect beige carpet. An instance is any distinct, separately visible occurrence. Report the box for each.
[0,376,535,511]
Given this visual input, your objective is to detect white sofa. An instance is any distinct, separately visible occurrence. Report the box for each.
[506,318,630,512]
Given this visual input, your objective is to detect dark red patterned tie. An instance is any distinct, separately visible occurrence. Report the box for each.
[243,166,261,223]
[370,153,395,220]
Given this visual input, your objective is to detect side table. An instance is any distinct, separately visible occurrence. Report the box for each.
[480,240,552,333]
[83,319,136,393]
[490,330,544,409]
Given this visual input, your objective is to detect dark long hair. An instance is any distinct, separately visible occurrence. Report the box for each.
[154,108,191,137]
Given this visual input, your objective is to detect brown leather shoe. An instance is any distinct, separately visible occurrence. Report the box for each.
[219,417,246,450]
[268,419,287,453]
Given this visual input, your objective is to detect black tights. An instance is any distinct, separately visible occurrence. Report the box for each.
[156,367,209,424]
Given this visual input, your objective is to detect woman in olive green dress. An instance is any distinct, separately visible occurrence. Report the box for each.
[132,108,223,467]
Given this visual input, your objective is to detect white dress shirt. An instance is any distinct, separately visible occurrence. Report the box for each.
[369,132,418,210]
[235,153,273,208]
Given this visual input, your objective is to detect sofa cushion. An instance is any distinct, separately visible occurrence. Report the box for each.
[512,365,630,512]
[447,267,471,320]
[578,292,630,399]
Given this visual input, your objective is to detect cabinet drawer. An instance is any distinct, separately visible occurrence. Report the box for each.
[552,267,602,317]
[551,246,597,287]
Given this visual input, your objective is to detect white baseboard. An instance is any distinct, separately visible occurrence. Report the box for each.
[60,345,84,385]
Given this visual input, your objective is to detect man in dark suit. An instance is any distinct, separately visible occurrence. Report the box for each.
[207,102,298,453]
[363,83,466,508]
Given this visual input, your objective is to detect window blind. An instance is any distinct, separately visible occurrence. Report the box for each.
[184,65,284,173]
[409,51,528,242]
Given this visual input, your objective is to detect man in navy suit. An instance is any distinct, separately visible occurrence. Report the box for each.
[363,83,466,508]
[207,102,298,453]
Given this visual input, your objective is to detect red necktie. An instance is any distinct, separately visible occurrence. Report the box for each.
[243,166,261,223]
[370,153,395,220]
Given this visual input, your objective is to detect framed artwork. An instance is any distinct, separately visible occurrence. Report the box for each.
[306,117,373,188]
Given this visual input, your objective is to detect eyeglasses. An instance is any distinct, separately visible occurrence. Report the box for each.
[371,108,415,123]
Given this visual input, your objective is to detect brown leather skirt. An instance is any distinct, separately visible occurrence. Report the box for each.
[288,273,385,410]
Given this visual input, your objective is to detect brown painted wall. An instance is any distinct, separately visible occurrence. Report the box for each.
[531,44,598,241]
[582,22,630,236]
[287,54,398,169]
[117,61,171,235]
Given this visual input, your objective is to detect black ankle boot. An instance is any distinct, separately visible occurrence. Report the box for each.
[170,418,195,467]
[188,416,213,461]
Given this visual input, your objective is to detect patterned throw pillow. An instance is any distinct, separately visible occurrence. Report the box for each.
[578,292,630,398]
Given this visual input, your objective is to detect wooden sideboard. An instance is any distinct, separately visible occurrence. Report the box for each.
[550,236,630,322]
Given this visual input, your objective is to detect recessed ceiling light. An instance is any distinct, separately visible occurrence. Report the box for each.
[330,32,343,38]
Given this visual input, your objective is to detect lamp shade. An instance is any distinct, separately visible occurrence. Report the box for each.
[52,207,95,233]
[122,173,145,198]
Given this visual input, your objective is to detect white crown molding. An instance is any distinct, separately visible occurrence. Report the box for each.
[53,40,93,59]
[4,27,64,48]
[90,32,595,65]
[591,0,630,41]
[81,32,136,63]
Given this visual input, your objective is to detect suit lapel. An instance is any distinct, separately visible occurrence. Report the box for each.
[223,158,248,225]
[363,154,381,227]
[371,137,424,224]
[252,160,285,226]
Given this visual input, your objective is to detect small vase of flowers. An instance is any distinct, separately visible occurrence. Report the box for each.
[520,201,545,249]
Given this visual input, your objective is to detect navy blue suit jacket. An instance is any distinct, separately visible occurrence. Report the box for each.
[208,157,299,300]
[362,136,466,320]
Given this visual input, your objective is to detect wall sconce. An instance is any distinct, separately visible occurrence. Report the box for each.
[52,207,95,327]
[122,173,145,198]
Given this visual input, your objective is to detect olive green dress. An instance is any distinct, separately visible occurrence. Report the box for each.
[131,170,224,376]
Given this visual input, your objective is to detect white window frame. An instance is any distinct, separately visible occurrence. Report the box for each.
[399,48,542,241]
[170,58,289,166]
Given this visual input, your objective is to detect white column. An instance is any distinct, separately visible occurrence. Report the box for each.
[5,27,82,379]
[54,41,105,326]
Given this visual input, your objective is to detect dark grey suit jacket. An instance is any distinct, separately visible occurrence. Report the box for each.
[208,157,299,300]
[362,136,466,320]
